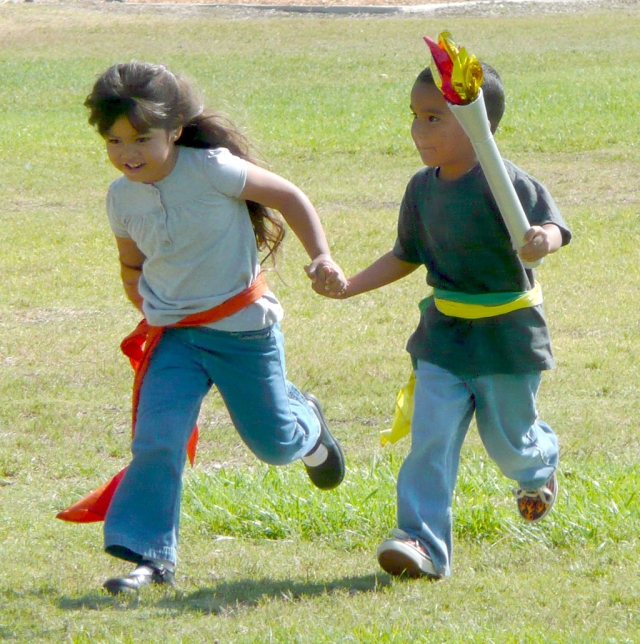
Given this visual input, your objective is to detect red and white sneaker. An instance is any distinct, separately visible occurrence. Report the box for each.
[513,472,558,522]
[377,528,440,579]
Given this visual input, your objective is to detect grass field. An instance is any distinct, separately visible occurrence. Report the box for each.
[1,2,639,642]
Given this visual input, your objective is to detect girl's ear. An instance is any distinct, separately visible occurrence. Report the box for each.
[171,127,183,142]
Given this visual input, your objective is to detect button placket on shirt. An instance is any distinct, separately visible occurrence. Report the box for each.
[149,184,172,250]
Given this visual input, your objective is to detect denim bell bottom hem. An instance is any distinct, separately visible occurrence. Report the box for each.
[104,323,320,566]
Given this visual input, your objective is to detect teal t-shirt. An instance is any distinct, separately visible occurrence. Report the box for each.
[393,161,571,377]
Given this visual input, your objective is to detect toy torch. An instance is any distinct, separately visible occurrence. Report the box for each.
[424,32,541,268]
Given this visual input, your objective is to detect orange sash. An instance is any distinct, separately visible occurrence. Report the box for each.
[57,274,268,523]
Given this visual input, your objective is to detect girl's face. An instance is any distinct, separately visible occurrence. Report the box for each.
[410,81,477,181]
[104,116,182,184]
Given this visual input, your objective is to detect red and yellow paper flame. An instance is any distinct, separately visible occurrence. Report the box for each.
[424,32,483,105]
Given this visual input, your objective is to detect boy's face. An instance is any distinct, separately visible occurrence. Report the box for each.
[104,116,182,184]
[410,81,477,181]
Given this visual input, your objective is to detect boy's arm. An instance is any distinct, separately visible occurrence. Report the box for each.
[115,235,146,313]
[315,250,419,299]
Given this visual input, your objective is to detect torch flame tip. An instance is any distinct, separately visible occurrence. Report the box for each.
[423,31,483,105]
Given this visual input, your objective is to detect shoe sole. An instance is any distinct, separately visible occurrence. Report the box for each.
[103,566,175,595]
[103,577,174,596]
[103,578,142,595]
[377,540,438,579]
[517,473,558,522]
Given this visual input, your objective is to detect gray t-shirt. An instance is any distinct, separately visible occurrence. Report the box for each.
[393,161,571,376]
[106,146,283,330]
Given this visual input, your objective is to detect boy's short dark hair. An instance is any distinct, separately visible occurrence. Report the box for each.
[415,63,505,134]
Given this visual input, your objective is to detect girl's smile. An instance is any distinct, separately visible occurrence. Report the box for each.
[104,116,182,184]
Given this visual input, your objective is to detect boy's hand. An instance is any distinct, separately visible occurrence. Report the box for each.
[519,225,561,263]
[305,254,347,298]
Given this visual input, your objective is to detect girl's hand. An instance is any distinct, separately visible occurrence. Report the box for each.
[519,224,562,263]
[305,254,348,298]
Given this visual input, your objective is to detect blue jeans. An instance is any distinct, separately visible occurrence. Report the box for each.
[396,360,558,578]
[104,323,320,566]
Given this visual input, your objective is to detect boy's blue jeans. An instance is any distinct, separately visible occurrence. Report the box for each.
[397,360,558,578]
[104,323,320,566]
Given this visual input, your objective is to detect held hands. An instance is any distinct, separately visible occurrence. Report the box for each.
[305,254,348,298]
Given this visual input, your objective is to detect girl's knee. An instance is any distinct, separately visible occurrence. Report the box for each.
[243,425,308,466]
[249,443,298,466]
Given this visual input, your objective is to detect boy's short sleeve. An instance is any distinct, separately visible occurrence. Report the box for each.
[200,148,248,199]
[393,176,423,265]
[509,163,572,247]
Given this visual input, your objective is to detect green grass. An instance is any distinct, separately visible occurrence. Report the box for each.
[1,2,640,642]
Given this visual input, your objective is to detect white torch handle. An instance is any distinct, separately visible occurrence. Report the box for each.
[448,89,541,269]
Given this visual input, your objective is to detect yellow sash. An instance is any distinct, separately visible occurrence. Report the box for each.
[434,281,542,319]
[380,372,415,446]
[381,282,543,445]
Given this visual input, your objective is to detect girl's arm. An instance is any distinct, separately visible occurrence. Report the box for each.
[323,250,420,300]
[115,236,146,312]
[239,163,346,294]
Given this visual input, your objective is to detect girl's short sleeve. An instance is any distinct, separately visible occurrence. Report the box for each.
[106,184,131,238]
[200,148,248,198]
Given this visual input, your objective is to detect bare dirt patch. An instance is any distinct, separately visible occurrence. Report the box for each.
[123,0,634,7]
[13,0,639,16]
[127,0,470,5]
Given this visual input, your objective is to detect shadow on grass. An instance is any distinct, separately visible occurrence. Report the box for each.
[165,573,392,615]
[56,573,391,614]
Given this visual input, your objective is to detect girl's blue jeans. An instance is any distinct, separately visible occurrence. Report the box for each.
[103,323,320,566]
[397,360,559,578]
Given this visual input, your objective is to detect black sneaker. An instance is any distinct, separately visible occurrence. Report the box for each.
[103,560,175,595]
[301,392,345,490]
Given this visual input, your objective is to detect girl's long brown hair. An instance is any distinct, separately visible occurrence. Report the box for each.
[84,61,285,263]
